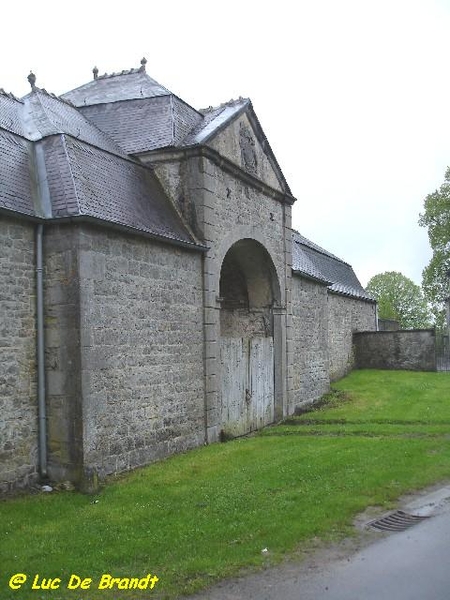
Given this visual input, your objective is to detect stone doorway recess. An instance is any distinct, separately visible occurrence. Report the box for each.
[218,239,281,437]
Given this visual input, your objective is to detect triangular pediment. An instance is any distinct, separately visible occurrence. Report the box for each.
[196,102,291,194]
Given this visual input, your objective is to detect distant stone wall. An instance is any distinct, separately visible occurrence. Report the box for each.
[290,276,329,409]
[0,217,38,493]
[354,329,437,371]
[328,293,377,380]
[378,318,400,331]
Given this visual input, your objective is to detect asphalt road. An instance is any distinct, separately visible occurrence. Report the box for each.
[187,485,450,600]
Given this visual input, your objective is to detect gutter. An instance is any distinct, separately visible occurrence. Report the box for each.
[291,268,332,286]
[29,136,52,481]
[36,223,47,478]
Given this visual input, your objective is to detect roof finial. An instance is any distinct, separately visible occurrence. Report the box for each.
[139,57,147,72]
[93,66,99,80]
[27,71,37,91]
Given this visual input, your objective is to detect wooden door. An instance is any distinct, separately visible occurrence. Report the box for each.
[220,337,274,437]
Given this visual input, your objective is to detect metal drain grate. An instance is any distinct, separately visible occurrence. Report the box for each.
[368,510,430,532]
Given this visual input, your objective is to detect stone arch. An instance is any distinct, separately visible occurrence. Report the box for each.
[219,238,280,338]
[217,238,283,437]
[214,226,285,307]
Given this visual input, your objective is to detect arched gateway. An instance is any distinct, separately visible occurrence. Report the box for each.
[218,239,281,438]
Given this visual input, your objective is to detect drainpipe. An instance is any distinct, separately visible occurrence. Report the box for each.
[36,223,47,478]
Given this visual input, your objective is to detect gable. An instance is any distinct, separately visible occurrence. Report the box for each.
[206,111,286,193]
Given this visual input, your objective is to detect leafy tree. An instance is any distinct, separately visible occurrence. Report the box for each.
[419,167,450,331]
[366,271,432,329]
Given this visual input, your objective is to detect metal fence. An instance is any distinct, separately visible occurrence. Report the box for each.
[436,334,450,371]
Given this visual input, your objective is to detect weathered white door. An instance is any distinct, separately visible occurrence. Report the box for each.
[220,337,274,437]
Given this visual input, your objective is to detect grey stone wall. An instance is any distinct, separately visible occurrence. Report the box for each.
[44,226,83,482]
[0,217,38,493]
[378,319,400,331]
[290,276,329,409]
[77,225,205,480]
[3,220,205,490]
[328,293,377,380]
[354,329,437,371]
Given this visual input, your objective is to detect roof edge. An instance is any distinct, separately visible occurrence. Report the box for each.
[76,92,204,119]
[0,207,207,252]
[245,101,292,196]
[328,287,376,303]
[292,269,332,286]
[193,99,250,146]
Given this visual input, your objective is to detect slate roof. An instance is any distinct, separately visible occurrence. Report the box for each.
[61,69,170,106]
[22,90,125,155]
[41,135,195,244]
[79,95,203,154]
[0,90,25,137]
[0,80,199,247]
[0,129,35,217]
[292,231,374,301]
[60,67,204,155]
[58,67,291,195]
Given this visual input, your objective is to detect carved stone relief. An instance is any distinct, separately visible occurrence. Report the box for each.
[239,122,257,176]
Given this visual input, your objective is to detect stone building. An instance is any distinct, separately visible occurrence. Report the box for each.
[0,60,376,493]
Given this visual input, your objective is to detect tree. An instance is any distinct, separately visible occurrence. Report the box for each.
[419,167,450,331]
[366,271,432,329]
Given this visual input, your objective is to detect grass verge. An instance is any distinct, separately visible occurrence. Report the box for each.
[1,370,450,599]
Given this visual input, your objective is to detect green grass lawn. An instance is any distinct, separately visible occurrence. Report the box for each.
[1,370,450,599]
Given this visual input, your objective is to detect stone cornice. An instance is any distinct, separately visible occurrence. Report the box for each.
[135,145,297,206]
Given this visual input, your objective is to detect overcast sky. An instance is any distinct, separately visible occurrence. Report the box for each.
[2,0,450,286]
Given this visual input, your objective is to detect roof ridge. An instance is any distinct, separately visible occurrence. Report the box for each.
[60,69,147,99]
[60,134,83,216]
[33,91,60,134]
[73,94,173,109]
[22,87,76,108]
[36,90,127,157]
[95,68,140,80]
[0,88,23,103]
[61,67,173,108]
[200,97,250,113]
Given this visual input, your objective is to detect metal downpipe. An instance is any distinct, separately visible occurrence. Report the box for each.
[36,223,47,478]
